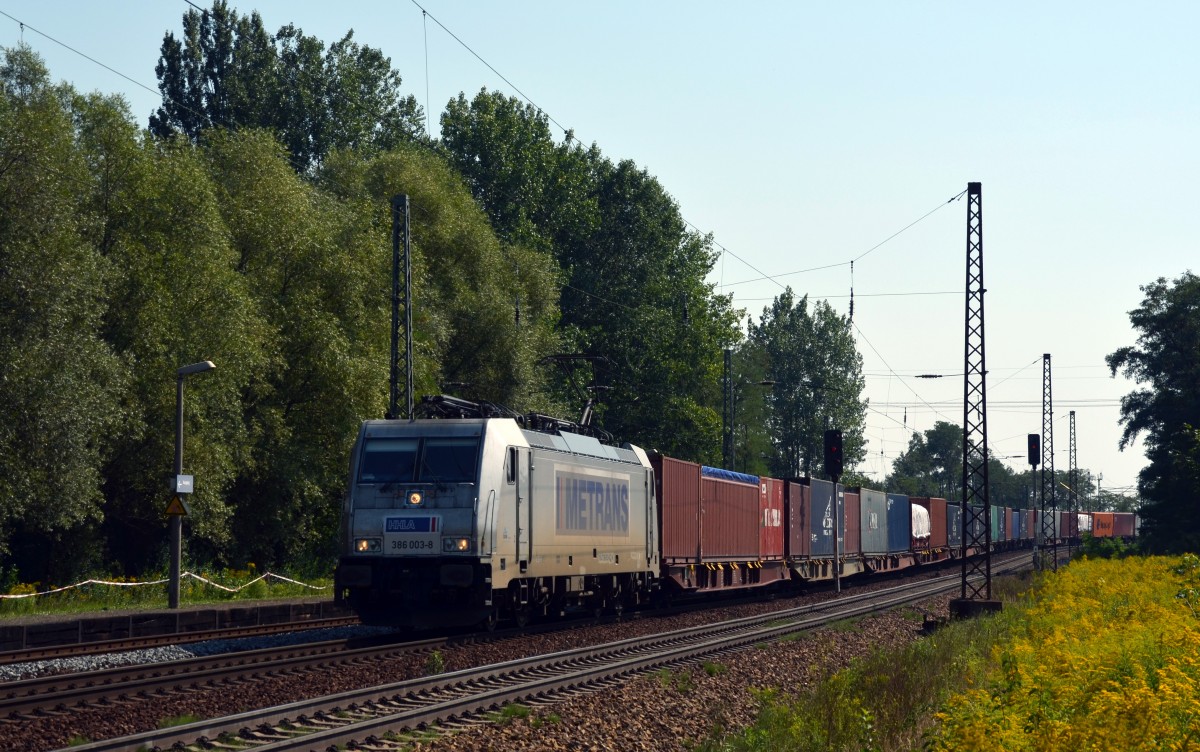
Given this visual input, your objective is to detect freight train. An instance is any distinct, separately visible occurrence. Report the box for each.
[333,396,1134,629]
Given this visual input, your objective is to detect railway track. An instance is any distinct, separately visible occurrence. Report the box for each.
[47,556,1029,752]
[0,614,359,666]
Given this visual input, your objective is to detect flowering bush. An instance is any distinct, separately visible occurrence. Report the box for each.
[927,556,1200,750]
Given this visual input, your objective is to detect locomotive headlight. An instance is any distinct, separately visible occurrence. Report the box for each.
[407,491,423,505]
[355,537,382,553]
[443,537,472,553]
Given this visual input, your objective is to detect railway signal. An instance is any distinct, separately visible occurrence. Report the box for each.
[824,429,843,479]
[1027,434,1041,467]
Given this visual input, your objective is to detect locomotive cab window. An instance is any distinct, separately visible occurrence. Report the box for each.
[419,438,480,483]
[358,438,418,483]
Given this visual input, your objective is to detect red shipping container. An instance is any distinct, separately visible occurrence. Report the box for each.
[760,477,785,560]
[1058,510,1079,538]
[701,475,760,559]
[785,481,808,559]
[842,490,862,556]
[652,455,702,563]
[1093,512,1115,538]
[1025,509,1035,541]
[911,497,948,549]
[1113,512,1136,537]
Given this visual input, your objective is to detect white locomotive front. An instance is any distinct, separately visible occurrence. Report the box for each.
[334,408,659,629]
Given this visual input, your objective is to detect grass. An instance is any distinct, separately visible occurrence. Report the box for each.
[703,660,728,677]
[424,649,446,675]
[826,616,864,633]
[157,714,201,729]
[694,573,1034,752]
[0,565,332,618]
[488,704,532,724]
[657,667,697,694]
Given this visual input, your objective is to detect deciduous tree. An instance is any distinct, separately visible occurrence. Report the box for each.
[1107,272,1200,553]
[748,290,867,478]
[150,1,424,171]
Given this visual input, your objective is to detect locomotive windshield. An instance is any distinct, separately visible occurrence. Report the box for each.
[359,438,418,483]
[420,438,479,482]
[358,436,479,484]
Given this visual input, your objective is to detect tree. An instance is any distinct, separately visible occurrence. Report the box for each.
[748,290,867,478]
[320,144,566,415]
[0,46,128,580]
[150,1,424,170]
[438,89,742,459]
[886,421,963,497]
[94,132,274,572]
[1107,272,1200,553]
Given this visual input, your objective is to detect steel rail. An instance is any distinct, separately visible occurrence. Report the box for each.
[0,615,359,666]
[58,559,1029,752]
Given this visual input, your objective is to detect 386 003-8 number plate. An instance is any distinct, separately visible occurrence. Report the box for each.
[384,516,440,555]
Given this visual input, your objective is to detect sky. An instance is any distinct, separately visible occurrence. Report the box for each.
[3,1,1197,499]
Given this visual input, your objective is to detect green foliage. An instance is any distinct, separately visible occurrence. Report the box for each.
[747,290,867,478]
[699,596,1026,752]
[1174,553,1200,617]
[1108,273,1200,553]
[885,421,962,498]
[703,660,728,677]
[0,567,329,617]
[1074,531,1132,560]
[320,144,566,414]
[438,89,741,460]
[930,557,1200,750]
[492,704,531,724]
[150,1,425,171]
[0,46,128,578]
[424,649,445,676]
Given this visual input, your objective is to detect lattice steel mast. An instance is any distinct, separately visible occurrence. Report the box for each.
[387,195,414,420]
[1068,410,1078,560]
[1039,353,1057,570]
[952,182,998,616]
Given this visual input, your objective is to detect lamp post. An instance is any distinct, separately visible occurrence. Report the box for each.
[170,360,216,609]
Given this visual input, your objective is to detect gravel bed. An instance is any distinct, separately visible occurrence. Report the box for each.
[0,624,397,683]
[416,594,953,752]
[0,573,962,752]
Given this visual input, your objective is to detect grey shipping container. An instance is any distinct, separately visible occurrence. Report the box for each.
[885,493,911,553]
[857,487,889,554]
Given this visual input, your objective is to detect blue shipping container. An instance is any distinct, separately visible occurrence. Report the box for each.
[807,478,843,558]
[885,493,911,553]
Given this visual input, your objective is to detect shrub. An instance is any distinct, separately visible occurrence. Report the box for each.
[928,556,1200,751]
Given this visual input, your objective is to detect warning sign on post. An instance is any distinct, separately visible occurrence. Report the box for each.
[165,496,190,516]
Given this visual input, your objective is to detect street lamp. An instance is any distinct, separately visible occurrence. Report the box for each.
[170,360,216,609]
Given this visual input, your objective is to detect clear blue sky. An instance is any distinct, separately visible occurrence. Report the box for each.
[5,1,1197,499]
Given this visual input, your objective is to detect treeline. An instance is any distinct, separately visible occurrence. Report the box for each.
[0,2,867,586]
[884,421,1139,512]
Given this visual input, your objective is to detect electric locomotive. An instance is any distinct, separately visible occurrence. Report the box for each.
[334,396,659,629]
